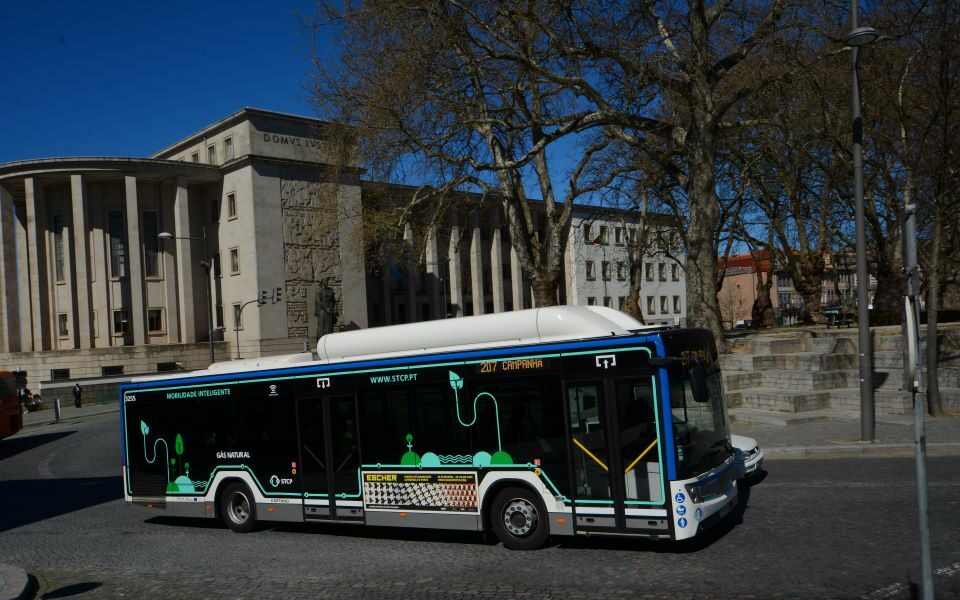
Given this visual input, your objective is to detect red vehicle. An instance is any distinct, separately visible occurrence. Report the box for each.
[0,371,23,440]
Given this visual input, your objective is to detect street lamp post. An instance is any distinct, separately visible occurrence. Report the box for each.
[845,10,880,443]
[235,298,265,359]
[158,226,215,366]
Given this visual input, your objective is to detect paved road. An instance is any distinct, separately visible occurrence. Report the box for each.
[2,413,959,599]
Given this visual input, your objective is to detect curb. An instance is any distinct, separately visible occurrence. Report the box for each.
[766,442,960,459]
[0,563,29,600]
[22,404,119,429]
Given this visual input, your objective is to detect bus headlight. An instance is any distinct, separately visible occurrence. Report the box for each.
[684,483,702,504]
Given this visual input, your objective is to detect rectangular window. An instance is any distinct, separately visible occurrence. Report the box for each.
[601,261,611,281]
[50,368,70,381]
[233,303,242,329]
[647,296,656,314]
[191,151,199,162]
[147,308,164,333]
[102,365,124,376]
[659,263,667,281]
[223,136,234,161]
[207,145,217,164]
[57,313,69,337]
[215,304,224,329]
[672,264,680,281]
[157,362,178,372]
[108,210,127,278]
[227,193,237,218]
[599,226,608,245]
[661,295,668,313]
[230,247,240,275]
[112,309,129,335]
[585,260,595,281]
[617,262,626,281]
[210,199,220,223]
[142,211,160,278]
[603,296,612,308]
[53,215,65,282]
[673,295,681,313]
[645,263,654,281]
[583,223,592,243]
[618,296,626,309]
[213,251,222,278]
[615,227,624,246]
[587,297,597,306]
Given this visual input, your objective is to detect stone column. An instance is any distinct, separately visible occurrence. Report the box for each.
[510,245,524,311]
[424,225,441,319]
[24,177,48,351]
[469,214,484,315]
[162,182,180,343]
[173,177,196,342]
[15,200,31,349]
[489,213,505,313]
[70,175,94,348]
[448,220,464,318]
[124,175,146,345]
[403,222,417,321]
[0,185,20,352]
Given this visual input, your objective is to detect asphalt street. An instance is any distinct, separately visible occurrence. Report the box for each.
[1,412,959,599]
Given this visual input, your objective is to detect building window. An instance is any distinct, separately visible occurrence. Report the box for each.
[618,296,626,309]
[660,295,668,313]
[645,263,654,281]
[587,297,597,306]
[598,226,608,245]
[647,296,656,314]
[51,368,70,381]
[147,309,164,333]
[108,210,127,278]
[142,211,160,278]
[617,262,626,281]
[603,296,612,308]
[227,193,237,219]
[215,304,224,329]
[583,223,592,243]
[53,215,65,282]
[102,365,124,376]
[207,145,217,164]
[112,309,129,336]
[210,199,220,223]
[233,303,242,329]
[57,313,69,338]
[615,227,624,246]
[224,136,234,161]
[673,295,681,313]
[191,151,199,162]
[157,362,178,372]
[601,261,611,281]
[672,263,680,281]
[658,263,667,281]
[230,247,240,275]
[585,260,595,281]
[213,251,222,278]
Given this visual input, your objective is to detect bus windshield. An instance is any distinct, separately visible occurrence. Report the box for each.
[669,365,731,478]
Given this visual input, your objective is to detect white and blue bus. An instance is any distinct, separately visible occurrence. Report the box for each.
[121,306,738,549]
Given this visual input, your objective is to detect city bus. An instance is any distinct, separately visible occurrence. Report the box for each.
[120,306,739,549]
[0,371,23,441]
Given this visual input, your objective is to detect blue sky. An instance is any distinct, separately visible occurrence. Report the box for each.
[0,1,324,163]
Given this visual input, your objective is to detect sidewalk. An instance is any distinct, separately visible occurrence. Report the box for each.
[21,401,119,428]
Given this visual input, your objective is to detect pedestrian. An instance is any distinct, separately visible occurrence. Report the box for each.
[73,383,82,408]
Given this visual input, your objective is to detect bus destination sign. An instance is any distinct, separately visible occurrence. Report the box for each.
[477,357,549,375]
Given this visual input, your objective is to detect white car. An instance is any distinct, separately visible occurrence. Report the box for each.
[731,434,764,479]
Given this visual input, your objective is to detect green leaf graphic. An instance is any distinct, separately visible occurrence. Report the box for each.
[448,371,463,390]
[140,420,149,436]
[175,434,184,456]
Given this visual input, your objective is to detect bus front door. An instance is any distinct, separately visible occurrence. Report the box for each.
[297,394,362,522]
[566,377,666,535]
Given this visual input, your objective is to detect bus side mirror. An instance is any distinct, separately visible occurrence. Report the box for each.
[690,365,708,403]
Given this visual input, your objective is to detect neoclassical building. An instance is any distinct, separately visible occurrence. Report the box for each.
[0,108,684,389]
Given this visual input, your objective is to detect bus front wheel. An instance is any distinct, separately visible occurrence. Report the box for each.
[490,486,549,550]
[220,482,257,533]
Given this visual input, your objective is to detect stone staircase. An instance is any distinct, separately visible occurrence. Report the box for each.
[721,326,960,424]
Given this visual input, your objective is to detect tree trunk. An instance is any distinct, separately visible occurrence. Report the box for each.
[531,276,560,308]
[794,274,825,324]
[925,208,944,416]
[751,281,775,328]
[623,263,645,323]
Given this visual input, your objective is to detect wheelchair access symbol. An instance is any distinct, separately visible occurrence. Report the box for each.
[595,355,617,369]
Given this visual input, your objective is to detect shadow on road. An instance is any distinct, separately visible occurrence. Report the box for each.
[41,581,103,598]
[0,476,121,533]
[0,430,76,461]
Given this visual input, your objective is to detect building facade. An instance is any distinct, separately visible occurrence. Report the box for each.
[0,108,684,387]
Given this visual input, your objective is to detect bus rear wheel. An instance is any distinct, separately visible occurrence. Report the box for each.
[490,486,549,550]
[220,482,257,533]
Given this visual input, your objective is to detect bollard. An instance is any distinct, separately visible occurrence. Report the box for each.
[54,398,62,422]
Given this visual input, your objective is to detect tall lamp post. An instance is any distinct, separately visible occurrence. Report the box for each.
[845,9,880,442]
[158,227,215,366]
